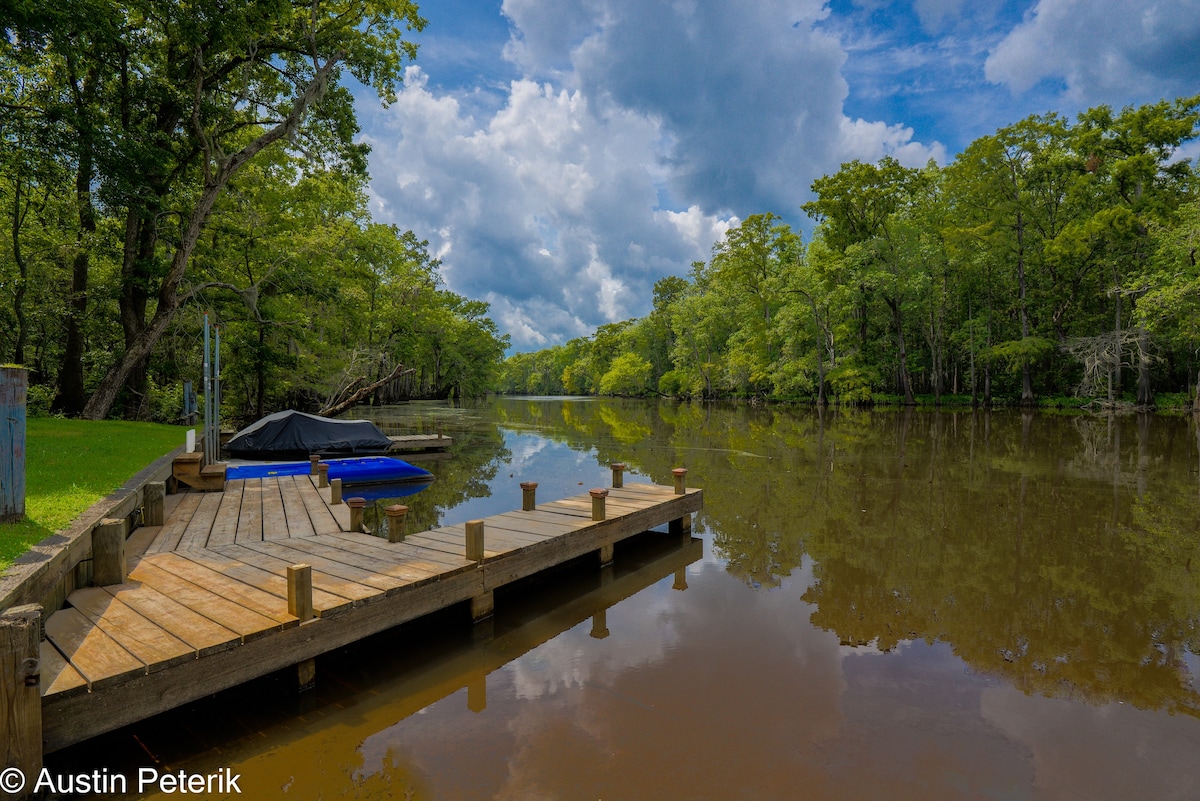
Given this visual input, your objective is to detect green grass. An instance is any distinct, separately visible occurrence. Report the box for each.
[0,419,187,573]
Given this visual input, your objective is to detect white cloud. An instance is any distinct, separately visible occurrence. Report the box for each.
[985,0,1200,102]
[364,1,949,350]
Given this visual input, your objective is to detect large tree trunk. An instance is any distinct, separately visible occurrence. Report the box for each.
[82,56,339,420]
[888,297,916,406]
[55,142,96,416]
[1136,327,1154,407]
[9,180,28,366]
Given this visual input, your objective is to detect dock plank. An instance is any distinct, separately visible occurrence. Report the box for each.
[175,492,223,551]
[129,558,282,642]
[261,479,289,540]
[309,475,352,530]
[278,476,316,539]
[235,479,264,543]
[206,479,244,547]
[66,586,196,672]
[295,476,342,535]
[145,552,299,626]
[228,539,408,595]
[318,530,475,574]
[102,582,240,657]
[145,493,203,554]
[39,640,89,699]
[44,606,145,689]
[171,549,354,617]
[212,544,381,606]
[261,535,437,590]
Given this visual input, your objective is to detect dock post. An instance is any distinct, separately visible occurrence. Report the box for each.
[590,488,608,521]
[590,607,610,639]
[467,674,487,712]
[287,565,316,691]
[330,478,343,505]
[346,498,366,532]
[1,604,42,798]
[0,366,26,522]
[309,455,320,476]
[610,463,626,488]
[316,463,329,488]
[670,467,690,538]
[465,520,485,562]
[92,518,128,587]
[672,467,688,495]
[385,505,408,542]
[520,481,538,511]
[673,569,689,590]
[144,481,165,527]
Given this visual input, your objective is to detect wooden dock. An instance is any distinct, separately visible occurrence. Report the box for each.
[31,469,702,753]
[387,433,453,452]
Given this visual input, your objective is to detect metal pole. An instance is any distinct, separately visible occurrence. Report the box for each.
[203,315,213,461]
[214,325,221,460]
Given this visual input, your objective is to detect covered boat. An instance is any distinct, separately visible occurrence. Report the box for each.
[225,409,392,459]
[225,456,433,485]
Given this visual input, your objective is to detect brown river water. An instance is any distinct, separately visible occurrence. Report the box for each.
[47,398,1200,800]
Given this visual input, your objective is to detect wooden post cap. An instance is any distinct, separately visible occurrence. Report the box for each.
[589,488,610,498]
[309,454,321,475]
[590,488,608,521]
[610,463,626,471]
[520,481,538,490]
[385,504,408,517]
[345,497,367,508]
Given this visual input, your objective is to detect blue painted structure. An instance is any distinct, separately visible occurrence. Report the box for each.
[1,366,26,521]
[226,455,433,485]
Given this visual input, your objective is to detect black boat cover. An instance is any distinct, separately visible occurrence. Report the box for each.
[225,410,393,458]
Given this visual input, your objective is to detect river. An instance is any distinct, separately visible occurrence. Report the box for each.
[50,398,1200,800]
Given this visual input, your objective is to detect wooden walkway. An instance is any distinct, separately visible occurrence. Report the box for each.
[388,433,453,452]
[38,473,702,752]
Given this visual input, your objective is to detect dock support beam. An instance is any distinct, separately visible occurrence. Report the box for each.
[1,604,42,799]
[385,505,408,543]
[92,518,128,587]
[520,481,537,511]
[287,565,316,691]
[144,481,165,527]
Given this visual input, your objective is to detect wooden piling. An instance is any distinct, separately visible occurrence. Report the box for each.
[385,505,408,543]
[309,455,320,476]
[0,366,26,522]
[465,520,485,562]
[287,564,314,622]
[672,467,688,495]
[520,481,538,511]
[673,569,689,590]
[144,481,166,527]
[92,518,127,587]
[590,488,608,521]
[316,463,329,488]
[590,607,610,639]
[330,478,343,505]
[610,463,626,488]
[346,498,366,532]
[1,604,42,797]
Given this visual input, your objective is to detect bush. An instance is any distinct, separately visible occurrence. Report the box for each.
[25,384,55,418]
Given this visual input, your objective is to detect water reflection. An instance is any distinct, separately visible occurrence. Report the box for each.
[47,399,1200,800]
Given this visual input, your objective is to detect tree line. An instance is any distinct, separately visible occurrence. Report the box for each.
[499,97,1200,409]
[1,1,508,423]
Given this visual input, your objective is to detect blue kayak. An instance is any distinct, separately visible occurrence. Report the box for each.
[226,456,434,485]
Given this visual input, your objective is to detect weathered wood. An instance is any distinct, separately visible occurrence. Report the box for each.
[91,518,127,587]
[214,544,378,607]
[146,492,203,553]
[143,481,166,527]
[590,488,608,521]
[520,481,537,511]
[260,479,289,541]
[294,476,341,535]
[0,367,27,522]
[65,586,194,673]
[235,479,264,543]
[287,564,314,622]
[329,477,343,505]
[206,479,245,547]
[100,582,239,658]
[145,552,298,627]
[316,462,329,488]
[673,467,688,495]
[385,505,408,543]
[309,455,321,476]
[610,462,626,488]
[470,589,494,621]
[43,607,145,689]
[128,559,282,643]
[278,476,316,539]
[1,604,41,793]
[598,543,614,566]
[174,492,222,551]
[465,520,485,562]
[39,639,88,699]
[346,497,367,533]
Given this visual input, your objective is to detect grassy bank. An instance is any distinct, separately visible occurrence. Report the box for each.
[0,419,185,573]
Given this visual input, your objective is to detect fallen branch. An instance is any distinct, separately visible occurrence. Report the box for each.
[317,363,415,417]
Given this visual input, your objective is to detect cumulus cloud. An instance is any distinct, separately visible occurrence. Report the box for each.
[364,0,947,349]
[985,0,1200,102]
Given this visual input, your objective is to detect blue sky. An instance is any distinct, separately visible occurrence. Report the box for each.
[355,0,1200,351]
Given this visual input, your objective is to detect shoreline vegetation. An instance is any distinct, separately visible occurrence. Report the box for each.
[499,97,1200,411]
[0,419,182,573]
